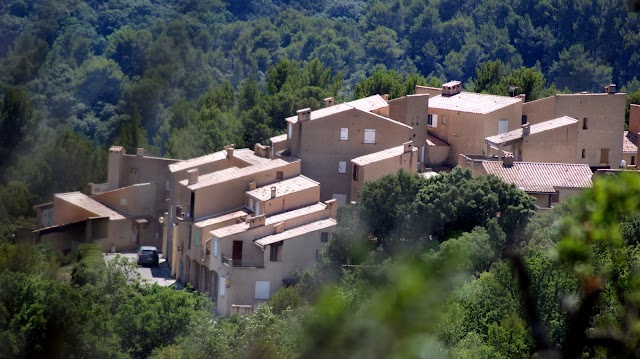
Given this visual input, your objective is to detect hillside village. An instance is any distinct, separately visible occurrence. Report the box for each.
[30,81,634,316]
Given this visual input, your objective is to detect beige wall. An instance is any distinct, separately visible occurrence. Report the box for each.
[290,108,412,202]
[523,94,626,167]
[350,149,417,202]
[189,161,301,219]
[520,123,578,163]
[427,144,450,167]
[388,94,429,163]
[214,227,333,316]
[258,185,320,216]
[93,183,157,217]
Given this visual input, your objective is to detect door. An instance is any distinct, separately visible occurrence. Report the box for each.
[232,240,243,261]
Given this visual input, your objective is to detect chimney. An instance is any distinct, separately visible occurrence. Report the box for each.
[187,168,199,185]
[324,199,338,219]
[442,80,462,96]
[502,152,514,167]
[522,123,530,137]
[248,181,257,191]
[324,97,335,107]
[605,84,617,94]
[630,104,640,135]
[517,94,526,101]
[107,146,125,191]
[248,214,266,228]
[270,186,277,199]
[382,94,389,101]
[225,144,234,158]
[136,147,144,157]
[403,141,413,153]
[297,108,311,123]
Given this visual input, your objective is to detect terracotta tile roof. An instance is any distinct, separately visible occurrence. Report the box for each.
[485,116,577,145]
[351,145,416,166]
[56,192,125,220]
[428,92,522,115]
[246,176,319,201]
[285,95,389,124]
[623,131,638,154]
[482,161,593,193]
[210,202,328,238]
[254,218,336,247]
[426,133,449,146]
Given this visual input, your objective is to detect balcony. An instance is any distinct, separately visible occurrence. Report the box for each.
[231,304,253,316]
[89,182,109,195]
[221,254,264,268]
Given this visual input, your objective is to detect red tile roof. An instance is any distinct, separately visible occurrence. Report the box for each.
[623,131,638,154]
[482,161,593,193]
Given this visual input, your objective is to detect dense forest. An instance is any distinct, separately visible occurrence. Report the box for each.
[2,0,640,219]
[2,1,640,357]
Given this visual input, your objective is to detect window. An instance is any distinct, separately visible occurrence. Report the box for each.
[600,148,609,163]
[338,161,347,174]
[316,250,321,262]
[219,277,226,296]
[321,232,329,242]
[427,114,438,128]
[276,171,283,180]
[287,123,292,139]
[581,149,586,158]
[353,165,359,181]
[269,242,282,262]
[442,116,446,125]
[498,119,509,134]
[340,128,349,140]
[632,156,636,166]
[255,203,261,216]
[583,118,588,130]
[195,227,201,247]
[364,129,376,144]
[213,238,218,256]
[249,197,255,211]
[255,281,271,300]
[120,198,128,206]
[521,115,528,125]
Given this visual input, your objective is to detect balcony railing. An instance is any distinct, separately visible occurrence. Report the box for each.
[90,183,109,195]
[221,254,264,268]
[231,304,253,316]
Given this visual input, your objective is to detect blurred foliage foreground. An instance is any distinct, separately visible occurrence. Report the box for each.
[4,172,640,358]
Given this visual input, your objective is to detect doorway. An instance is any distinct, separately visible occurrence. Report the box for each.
[232,241,243,261]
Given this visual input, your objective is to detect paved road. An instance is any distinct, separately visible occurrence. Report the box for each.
[103,253,177,287]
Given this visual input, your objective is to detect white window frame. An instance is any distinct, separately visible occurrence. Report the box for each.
[287,123,293,139]
[364,129,376,144]
[427,114,438,128]
[340,128,349,141]
[498,119,509,134]
[255,281,271,300]
[338,161,347,174]
[219,277,226,296]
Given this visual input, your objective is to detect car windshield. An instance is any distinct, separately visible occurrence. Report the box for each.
[141,250,155,255]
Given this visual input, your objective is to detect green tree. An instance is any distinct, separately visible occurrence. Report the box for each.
[549,44,613,92]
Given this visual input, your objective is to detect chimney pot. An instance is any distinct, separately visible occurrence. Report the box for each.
[382,94,389,101]
[297,108,311,123]
[522,123,530,136]
[323,97,335,107]
[136,148,144,157]
[270,186,277,199]
[403,141,413,153]
[502,152,514,167]
[225,144,235,158]
[248,181,257,191]
[517,94,526,101]
[187,168,199,185]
